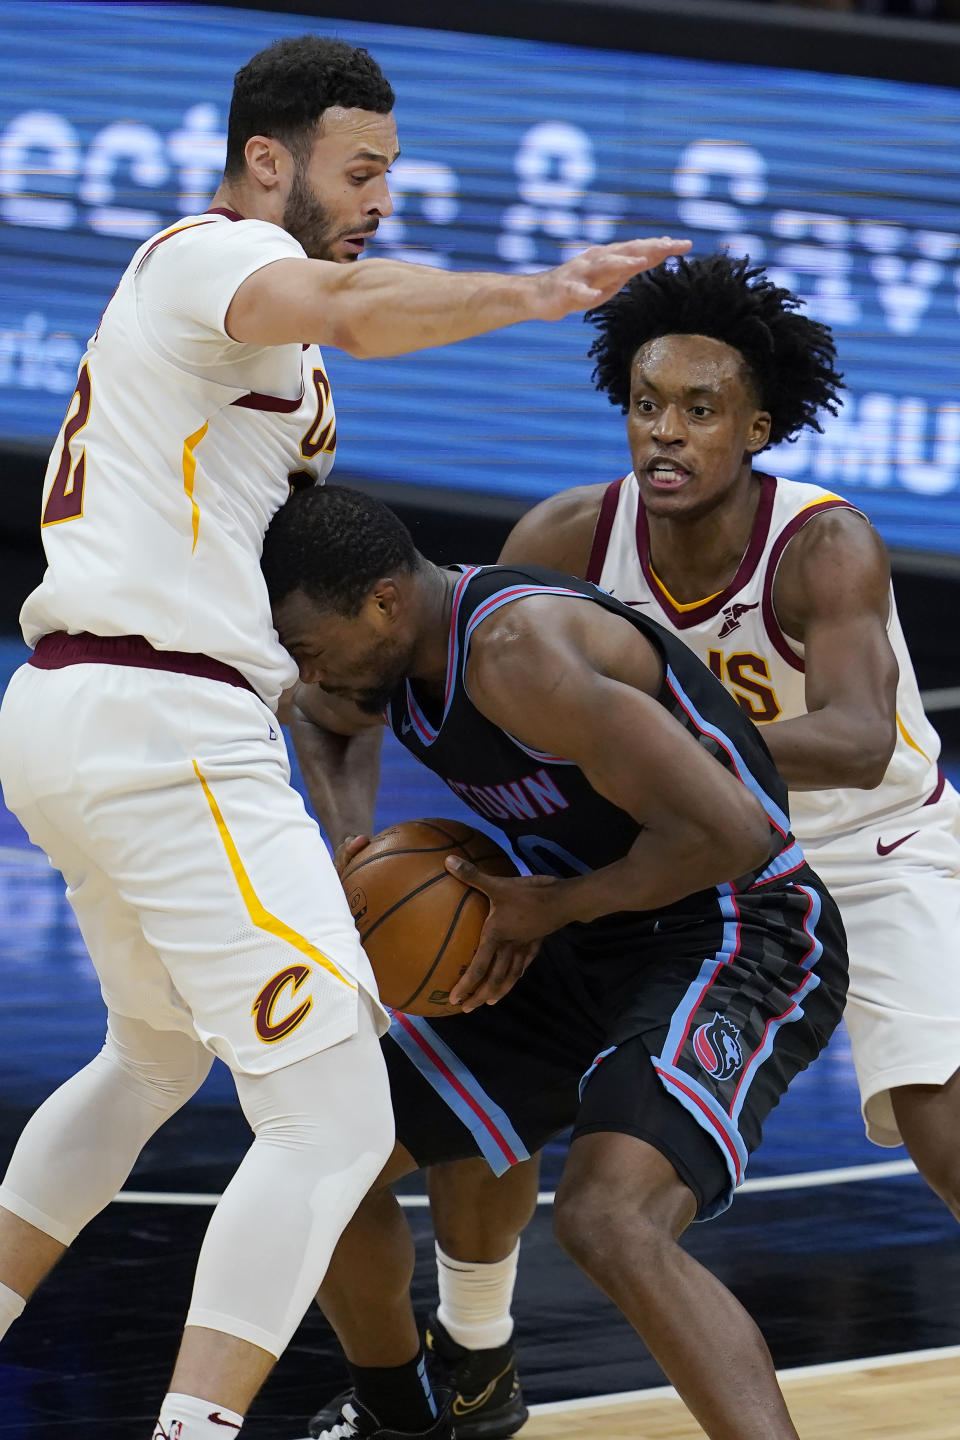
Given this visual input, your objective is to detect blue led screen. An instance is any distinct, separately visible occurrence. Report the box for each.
[1,2,959,552]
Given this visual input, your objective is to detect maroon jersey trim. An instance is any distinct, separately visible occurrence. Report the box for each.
[760,498,856,673]
[134,218,218,274]
[924,765,946,807]
[29,632,256,694]
[636,473,777,630]
[585,478,624,584]
[230,387,304,413]
[206,207,245,221]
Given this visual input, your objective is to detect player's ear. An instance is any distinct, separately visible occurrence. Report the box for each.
[243,134,288,191]
[370,578,402,621]
[746,410,772,454]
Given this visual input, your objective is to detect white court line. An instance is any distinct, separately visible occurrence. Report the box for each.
[527,1342,960,1415]
[113,1157,919,1209]
[919,685,960,713]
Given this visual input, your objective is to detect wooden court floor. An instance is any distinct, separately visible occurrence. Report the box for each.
[525,1352,960,1439]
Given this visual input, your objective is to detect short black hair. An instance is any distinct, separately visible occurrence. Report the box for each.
[262,485,419,616]
[586,255,843,447]
[224,35,394,179]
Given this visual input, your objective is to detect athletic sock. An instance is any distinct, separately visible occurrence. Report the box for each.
[347,1350,438,1432]
[152,1392,244,1437]
[0,1281,25,1341]
[435,1241,518,1349]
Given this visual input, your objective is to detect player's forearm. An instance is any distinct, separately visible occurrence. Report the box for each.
[551,810,771,925]
[315,259,538,358]
[763,710,895,791]
[288,713,383,847]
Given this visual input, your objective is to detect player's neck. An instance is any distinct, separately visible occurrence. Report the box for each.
[644,469,763,606]
[408,565,460,696]
[206,180,284,229]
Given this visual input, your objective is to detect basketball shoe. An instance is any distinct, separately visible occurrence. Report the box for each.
[305,1317,527,1440]
[424,1313,528,1440]
[300,1393,453,1440]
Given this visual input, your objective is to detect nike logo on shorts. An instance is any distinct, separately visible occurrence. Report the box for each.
[208,1415,242,1431]
[876,831,918,856]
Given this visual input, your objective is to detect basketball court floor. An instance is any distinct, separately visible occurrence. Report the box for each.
[1,636,959,1437]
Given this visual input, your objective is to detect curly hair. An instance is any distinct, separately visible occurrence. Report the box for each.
[586,255,843,447]
[225,35,394,178]
[262,484,418,616]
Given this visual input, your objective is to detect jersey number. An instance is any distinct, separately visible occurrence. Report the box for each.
[300,367,337,459]
[42,363,92,526]
[708,649,782,723]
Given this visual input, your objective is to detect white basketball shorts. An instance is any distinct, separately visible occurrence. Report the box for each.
[0,659,387,1075]
[802,777,960,1147]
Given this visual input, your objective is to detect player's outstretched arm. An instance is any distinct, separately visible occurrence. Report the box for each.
[225,237,691,355]
[285,682,385,860]
[763,509,898,790]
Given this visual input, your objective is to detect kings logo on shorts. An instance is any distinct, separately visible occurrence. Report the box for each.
[693,1013,743,1081]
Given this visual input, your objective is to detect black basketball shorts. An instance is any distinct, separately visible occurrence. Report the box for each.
[383,872,848,1220]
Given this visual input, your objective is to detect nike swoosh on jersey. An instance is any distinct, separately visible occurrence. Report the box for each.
[876,831,918,856]
[207,1416,242,1431]
[621,599,651,607]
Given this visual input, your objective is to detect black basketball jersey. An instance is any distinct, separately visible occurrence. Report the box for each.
[385,565,806,952]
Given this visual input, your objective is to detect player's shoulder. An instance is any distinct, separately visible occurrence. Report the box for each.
[134,211,305,270]
[771,476,889,617]
[770,475,879,556]
[498,481,610,573]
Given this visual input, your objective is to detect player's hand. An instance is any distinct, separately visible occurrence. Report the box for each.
[445,857,564,1011]
[334,833,370,879]
[526,237,692,321]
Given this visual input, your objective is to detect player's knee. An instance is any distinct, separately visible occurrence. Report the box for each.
[97,1014,213,1116]
[236,1044,395,1191]
[429,1156,539,1256]
[553,1173,675,1279]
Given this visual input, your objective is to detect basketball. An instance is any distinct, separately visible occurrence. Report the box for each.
[342,817,518,1017]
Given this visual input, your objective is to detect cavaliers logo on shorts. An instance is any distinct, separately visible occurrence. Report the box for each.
[252,964,313,1043]
[693,1013,744,1082]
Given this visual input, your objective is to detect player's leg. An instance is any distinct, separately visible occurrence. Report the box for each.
[830,800,960,1218]
[424,1157,537,1440]
[1,664,399,1434]
[555,1048,798,1440]
[303,963,589,1440]
[108,683,401,1435]
[155,992,394,1430]
[553,877,848,1439]
[890,1070,960,1221]
[0,856,213,1329]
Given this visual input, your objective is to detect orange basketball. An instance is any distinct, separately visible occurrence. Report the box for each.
[341,818,517,1017]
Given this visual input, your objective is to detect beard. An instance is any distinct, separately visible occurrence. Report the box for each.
[282,165,341,260]
[282,161,377,262]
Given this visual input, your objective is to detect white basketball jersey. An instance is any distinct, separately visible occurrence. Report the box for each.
[587,471,942,844]
[21,209,337,707]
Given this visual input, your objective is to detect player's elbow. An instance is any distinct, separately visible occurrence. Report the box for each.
[858,718,897,789]
[717,794,773,878]
[832,716,896,789]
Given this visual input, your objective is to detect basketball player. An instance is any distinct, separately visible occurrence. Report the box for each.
[262,482,849,1440]
[0,30,689,1439]
[352,253,960,1435]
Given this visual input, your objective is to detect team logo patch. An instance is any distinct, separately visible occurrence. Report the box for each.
[252,964,313,1043]
[717,601,758,638]
[693,1012,743,1081]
